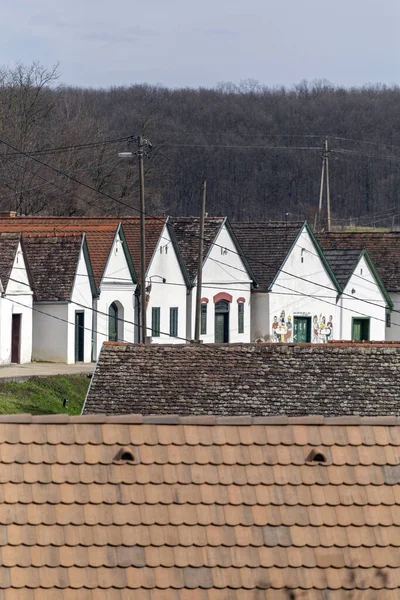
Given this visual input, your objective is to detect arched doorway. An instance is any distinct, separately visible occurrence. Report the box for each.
[215,300,229,343]
[108,302,125,342]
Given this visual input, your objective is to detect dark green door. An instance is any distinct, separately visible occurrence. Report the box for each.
[294,317,311,343]
[352,318,370,341]
[215,300,229,343]
[75,311,84,362]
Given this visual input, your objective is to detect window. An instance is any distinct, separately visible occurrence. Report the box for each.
[386,312,392,328]
[352,318,370,341]
[152,307,161,337]
[201,303,207,335]
[108,303,118,341]
[170,307,178,337]
[238,302,244,334]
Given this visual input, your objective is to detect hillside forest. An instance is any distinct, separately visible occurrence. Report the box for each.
[0,62,400,228]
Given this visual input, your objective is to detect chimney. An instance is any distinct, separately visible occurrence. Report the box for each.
[0,211,16,218]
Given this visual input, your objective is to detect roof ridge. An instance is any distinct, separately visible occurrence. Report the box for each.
[2,413,399,425]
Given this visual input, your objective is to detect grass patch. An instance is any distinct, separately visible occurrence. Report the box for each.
[0,375,90,415]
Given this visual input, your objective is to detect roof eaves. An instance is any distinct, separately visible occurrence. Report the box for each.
[268,221,308,291]
[81,234,98,298]
[118,224,138,285]
[362,249,394,310]
[98,225,119,288]
[166,217,192,288]
[306,222,342,293]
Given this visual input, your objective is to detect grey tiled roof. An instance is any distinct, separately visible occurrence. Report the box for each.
[0,232,20,291]
[323,248,363,288]
[84,342,400,417]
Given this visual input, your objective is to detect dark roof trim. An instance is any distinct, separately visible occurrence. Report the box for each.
[361,249,394,310]
[118,224,138,285]
[166,217,191,287]
[269,221,342,293]
[81,234,98,299]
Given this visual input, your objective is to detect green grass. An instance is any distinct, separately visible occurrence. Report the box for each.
[0,375,90,415]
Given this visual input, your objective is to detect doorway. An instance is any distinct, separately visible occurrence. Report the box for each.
[75,311,85,362]
[215,300,229,343]
[11,314,21,363]
[294,316,311,343]
[352,318,370,341]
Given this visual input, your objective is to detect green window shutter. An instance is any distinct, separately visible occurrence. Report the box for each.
[170,307,178,337]
[238,303,244,334]
[152,307,160,337]
[201,303,207,335]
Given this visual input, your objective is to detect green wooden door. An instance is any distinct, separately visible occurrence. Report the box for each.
[294,317,311,343]
[352,318,370,341]
[75,312,84,362]
[215,314,225,343]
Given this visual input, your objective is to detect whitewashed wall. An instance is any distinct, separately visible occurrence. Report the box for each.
[387,292,400,341]
[341,255,387,341]
[267,226,339,343]
[94,230,136,357]
[32,303,68,363]
[0,242,33,364]
[146,223,187,343]
[251,292,269,341]
[190,223,252,343]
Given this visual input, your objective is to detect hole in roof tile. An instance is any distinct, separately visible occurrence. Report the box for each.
[114,447,135,462]
[306,448,327,463]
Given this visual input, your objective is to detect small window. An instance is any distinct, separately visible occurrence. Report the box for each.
[386,312,391,328]
[160,245,168,255]
[352,318,370,341]
[360,268,363,275]
[221,247,228,256]
[301,248,305,263]
[152,307,161,337]
[201,303,207,335]
[170,307,178,337]
[238,302,244,334]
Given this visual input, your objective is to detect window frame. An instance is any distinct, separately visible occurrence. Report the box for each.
[238,302,244,334]
[151,307,161,337]
[169,307,178,338]
[201,303,207,335]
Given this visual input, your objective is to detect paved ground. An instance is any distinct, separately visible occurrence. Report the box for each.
[0,362,95,382]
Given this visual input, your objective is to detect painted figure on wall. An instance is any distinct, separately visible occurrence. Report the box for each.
[313,313,333,343]
[271,311,292,342]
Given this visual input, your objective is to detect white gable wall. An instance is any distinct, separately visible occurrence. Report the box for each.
[268,226,339,343]
[341,255,387,341]
[387,293,400,341]
[95,230,136,357]
[146,224,187,343]
[191,223,253,343]
[66,244,94,364]
[1,242,33,364]
[33,303,69,363]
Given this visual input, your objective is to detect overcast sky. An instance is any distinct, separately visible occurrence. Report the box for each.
[0,0,398,89]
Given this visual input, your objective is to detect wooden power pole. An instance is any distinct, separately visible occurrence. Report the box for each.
[325,137,331,232]
[194,181,207,342]
[138,135,147,344]
[315,138,331,232]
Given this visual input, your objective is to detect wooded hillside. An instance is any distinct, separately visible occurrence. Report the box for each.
[0,63,399,226]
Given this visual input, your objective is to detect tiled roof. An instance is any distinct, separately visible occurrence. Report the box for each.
[231,222,304,291]
[23,235,83,301]
[0,217,120,288]
[120,217,167,279]
[323,248,363,288]
[0,413,400,596]
[317,231,400,291]
[169,217,225,283]
[0,232,20,291]
[85,342,400,417]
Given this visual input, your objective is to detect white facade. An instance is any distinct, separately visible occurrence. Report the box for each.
[387,293,400,341]
[93,227,136,357]
[252,225,339,343]
[190,222,253,343]
[340,254,388,341]
[0,242,33,364]
[33,238,94,364]
[146,222,188,343]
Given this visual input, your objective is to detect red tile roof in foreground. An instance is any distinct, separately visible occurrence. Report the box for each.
[0,413,399,597]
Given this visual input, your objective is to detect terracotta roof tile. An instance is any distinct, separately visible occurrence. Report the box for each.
[0,415,399,593]
[0,232,20,291]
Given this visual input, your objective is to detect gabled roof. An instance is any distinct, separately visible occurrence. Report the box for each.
[169,216,225,283]
[324,247,393,309]
[0,232,20,292]
[22,234,85,301]
[1,412,400,596]
[231,221,304,291]
[85,342,400,417]
[119,217,167,280]
[323,248,364,288]
[317,230,400,291]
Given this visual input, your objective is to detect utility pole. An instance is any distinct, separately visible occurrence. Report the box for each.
[316,148,325,230]
[325,137,331,232]
[194,180,207,342]
[138,135,147,344]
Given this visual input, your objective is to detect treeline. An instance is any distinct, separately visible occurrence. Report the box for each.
[0,63,400,227]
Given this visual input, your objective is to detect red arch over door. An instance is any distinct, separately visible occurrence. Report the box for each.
[213,292,233,303]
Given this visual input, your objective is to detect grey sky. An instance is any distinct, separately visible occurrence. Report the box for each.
[0,0,398,89]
